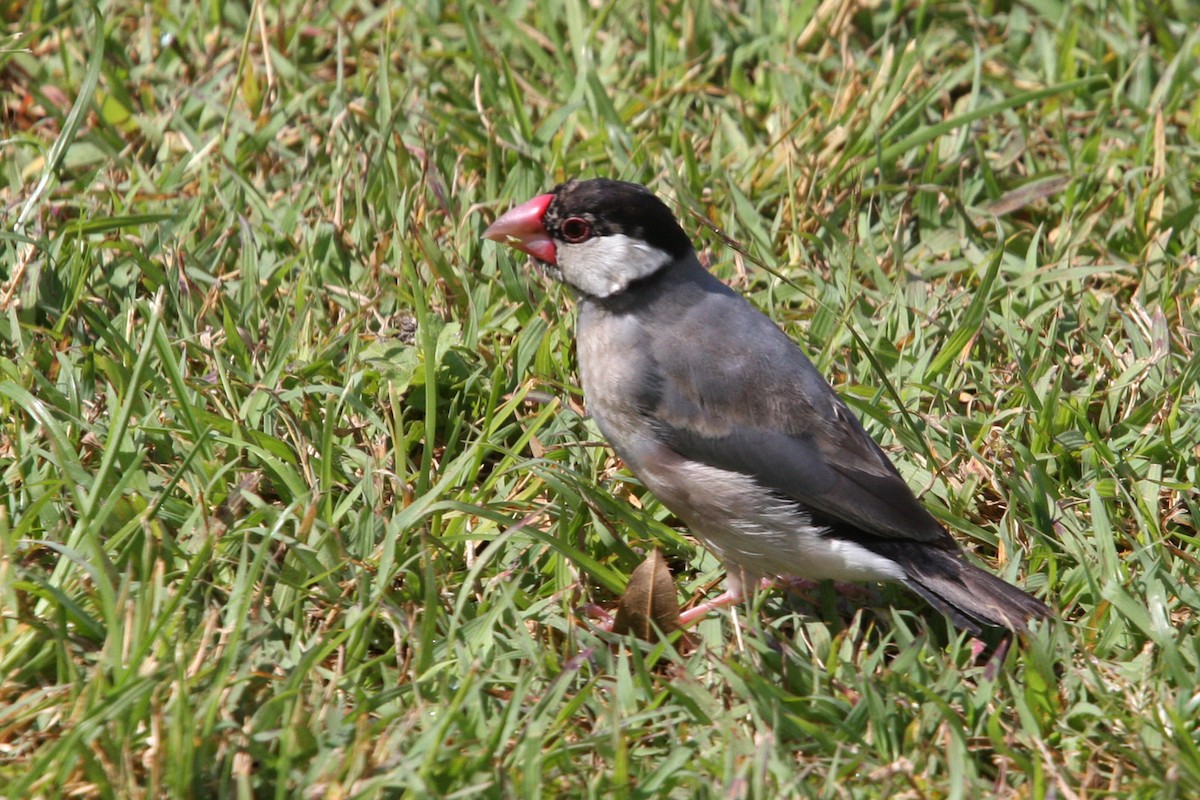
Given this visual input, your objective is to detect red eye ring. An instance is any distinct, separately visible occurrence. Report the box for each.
[560,217,592,243]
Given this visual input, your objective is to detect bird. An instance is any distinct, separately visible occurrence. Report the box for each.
[483,178,1050,637]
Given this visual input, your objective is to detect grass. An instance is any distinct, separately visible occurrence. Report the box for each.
[2,0,1199,797]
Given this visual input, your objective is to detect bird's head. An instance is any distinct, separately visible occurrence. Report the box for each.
[483,179,693,299]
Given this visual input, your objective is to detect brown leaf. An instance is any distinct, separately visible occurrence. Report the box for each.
[612,550,681,639]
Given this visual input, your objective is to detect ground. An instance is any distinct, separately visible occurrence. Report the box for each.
[1,1,1199,797]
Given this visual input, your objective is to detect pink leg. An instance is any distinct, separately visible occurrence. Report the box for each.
[776,576,874,601]
[593,570,876,631]
[679,575,875,626]
[677,571,771,626]
[677,587,745,626]
[579,603,616,630]
[588,581,751,631]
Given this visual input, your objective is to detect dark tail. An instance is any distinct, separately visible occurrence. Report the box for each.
[887,546,1050,636]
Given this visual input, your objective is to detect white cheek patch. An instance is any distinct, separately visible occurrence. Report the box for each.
[559,234,673,298]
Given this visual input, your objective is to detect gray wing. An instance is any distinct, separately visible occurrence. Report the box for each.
[641,289,953,547]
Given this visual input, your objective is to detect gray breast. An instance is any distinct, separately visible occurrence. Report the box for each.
[572,297,906,586]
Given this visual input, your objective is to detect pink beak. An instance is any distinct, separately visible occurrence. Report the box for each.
[483,193,558,265]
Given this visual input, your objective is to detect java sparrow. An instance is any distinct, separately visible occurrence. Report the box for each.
[484,178,1050,636]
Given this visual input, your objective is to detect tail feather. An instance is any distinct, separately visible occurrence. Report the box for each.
[886,546,1050,636]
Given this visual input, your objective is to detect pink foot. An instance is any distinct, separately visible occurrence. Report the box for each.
[677,576,875,626]
[678,587,747,626]
[776,576,874,601]
[579,602,616,632]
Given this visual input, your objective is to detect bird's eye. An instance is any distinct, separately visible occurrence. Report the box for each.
[560,217,592,243]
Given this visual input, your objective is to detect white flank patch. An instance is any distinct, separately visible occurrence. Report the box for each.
[631,451,909,585]
[559,233,673,298]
